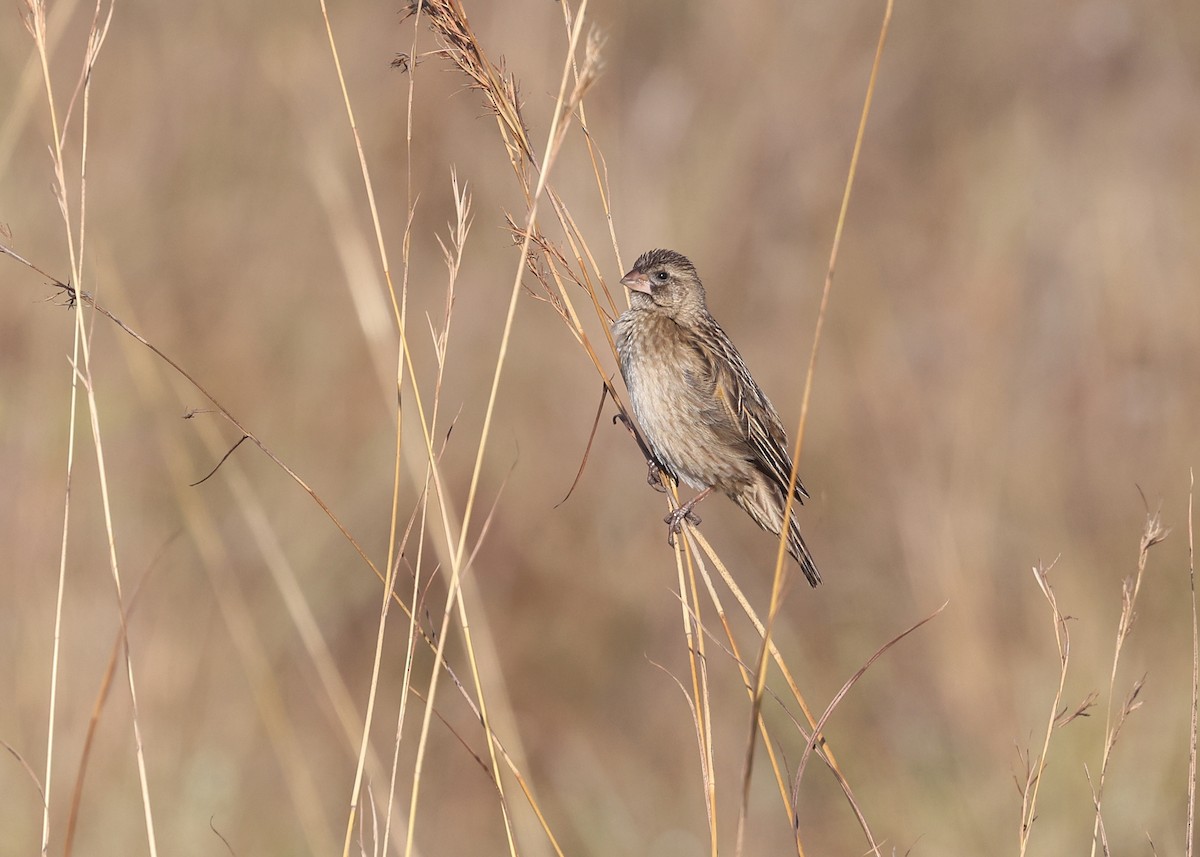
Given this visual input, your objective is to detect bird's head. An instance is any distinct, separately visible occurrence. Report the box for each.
[621,249,707,319]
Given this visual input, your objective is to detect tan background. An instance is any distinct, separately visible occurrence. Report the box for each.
[2,1,1199,854]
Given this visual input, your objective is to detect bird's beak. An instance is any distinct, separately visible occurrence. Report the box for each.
[621,270,652,295]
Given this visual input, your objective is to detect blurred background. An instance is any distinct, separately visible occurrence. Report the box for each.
[2,0,1199,854]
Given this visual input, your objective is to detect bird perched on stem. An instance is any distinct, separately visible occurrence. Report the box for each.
[612,249,820,587]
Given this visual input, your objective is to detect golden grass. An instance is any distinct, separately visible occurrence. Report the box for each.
[2,1,1200,855]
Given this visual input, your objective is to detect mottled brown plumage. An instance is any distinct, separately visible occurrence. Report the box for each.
[612,249,820,586]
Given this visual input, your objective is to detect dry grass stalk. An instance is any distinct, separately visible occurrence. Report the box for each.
[1019,558,1089,857]
[1187,470,1197,857]
[1088,511,1168,857]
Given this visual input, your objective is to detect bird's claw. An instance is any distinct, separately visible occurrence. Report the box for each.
[646,460,668,493]
[663,505,701,547]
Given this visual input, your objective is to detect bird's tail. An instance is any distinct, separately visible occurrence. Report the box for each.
[785,513,821,588]
[736,479,821,587]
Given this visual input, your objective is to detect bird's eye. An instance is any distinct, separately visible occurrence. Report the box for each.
[655,271,670,281]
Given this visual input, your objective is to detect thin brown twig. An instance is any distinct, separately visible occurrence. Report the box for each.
[314,0,410,845]
[63,533,181,857]
[1020,558,1069,856]
[648,655,716,840]
[555,381,612,507]
[1084,764,1110,857]
[1,740,46,809]
[1187,468,1197,857]
[672,502,719,854]
[189,435,250,486]
[1088,510,1168,857]
[791,603,946,807]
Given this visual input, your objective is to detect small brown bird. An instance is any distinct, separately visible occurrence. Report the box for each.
[612,249,820,586]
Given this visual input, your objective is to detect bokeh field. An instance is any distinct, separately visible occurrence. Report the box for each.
[3,1,1200,855]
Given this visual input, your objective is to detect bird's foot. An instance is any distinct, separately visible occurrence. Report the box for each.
[663,504,702,547]
[646,459,669,493]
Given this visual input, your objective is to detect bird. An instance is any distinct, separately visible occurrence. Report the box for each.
[612,249,820,587]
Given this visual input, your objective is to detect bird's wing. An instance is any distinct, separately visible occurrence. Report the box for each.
[697,317,809,502]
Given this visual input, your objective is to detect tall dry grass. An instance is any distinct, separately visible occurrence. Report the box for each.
[2,1,1199,855]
